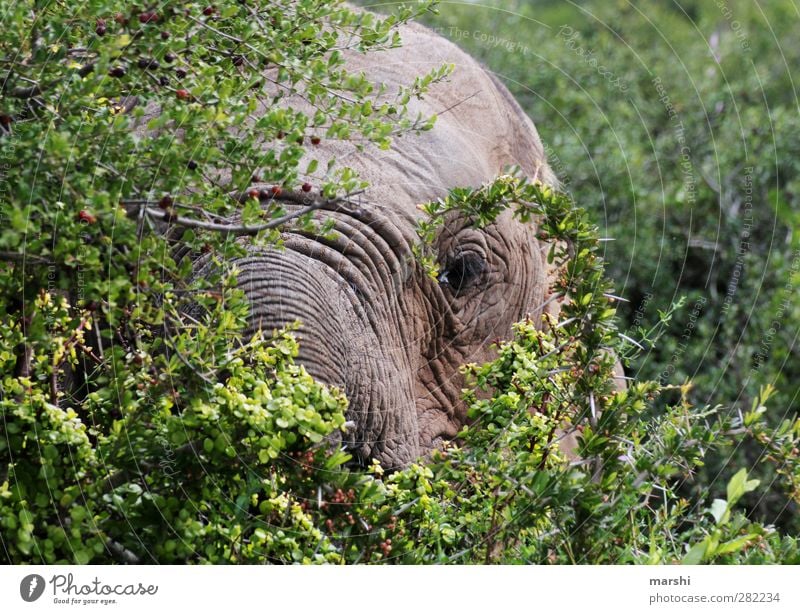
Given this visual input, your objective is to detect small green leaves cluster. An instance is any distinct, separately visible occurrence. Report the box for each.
[2,2,800,564]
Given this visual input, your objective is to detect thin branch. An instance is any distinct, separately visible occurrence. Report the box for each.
[134,189,365,236]
[105,538,142,565]
[0,251,54,266]
[8,84,42,98]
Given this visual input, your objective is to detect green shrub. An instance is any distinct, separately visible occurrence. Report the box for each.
[2,0,798,564]
[420,0,800,533]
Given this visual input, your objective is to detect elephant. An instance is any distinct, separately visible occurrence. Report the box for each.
[192,20,563,470]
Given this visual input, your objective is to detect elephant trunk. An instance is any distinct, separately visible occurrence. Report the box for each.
[230,245,419,469]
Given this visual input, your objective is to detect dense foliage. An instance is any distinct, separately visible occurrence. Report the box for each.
[420,0,800,534]
[1,0,798,564]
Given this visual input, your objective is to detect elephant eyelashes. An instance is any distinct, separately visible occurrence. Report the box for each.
[440,252,487,294]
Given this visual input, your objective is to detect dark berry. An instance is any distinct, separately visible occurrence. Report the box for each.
[258,189,270,200]
[175,68,187,79]
[159,195,174,209]
[114,12,127,25]
[160,30,170,40]
[164,52,176,63]
[159,76,170,87]
[108,66,126,78]
[301,183,312,193]
[232,55,244,67]
[137,57,159,70]
[187,160,198,170]
[202,6,215,16]
[310,136,321,145]
[139,12,158,24]
[0,114,12,128]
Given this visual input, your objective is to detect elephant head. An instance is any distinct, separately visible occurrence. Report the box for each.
[210,22,559,469]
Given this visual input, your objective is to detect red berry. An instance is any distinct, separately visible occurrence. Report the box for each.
[114,12,127,25]
[310,136,321,145]
[176,89,190,100]
[77,210,97,224]
[139,12,158,24]
[301,183,312,193]
[0,114,12,128]
[270,185,282,197]
[248,189,260,200]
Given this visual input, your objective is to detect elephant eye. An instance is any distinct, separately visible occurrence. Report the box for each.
[440,251,486,294]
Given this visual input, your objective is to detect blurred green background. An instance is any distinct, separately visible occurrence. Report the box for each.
[364,0,800,528]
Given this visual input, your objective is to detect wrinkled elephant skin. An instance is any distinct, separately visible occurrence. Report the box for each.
[220,22,560,469]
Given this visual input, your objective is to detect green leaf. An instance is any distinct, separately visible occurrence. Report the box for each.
[682,541,707,565]
[726,469,760,505]
[716,535,759,556]
[709,499,729,525]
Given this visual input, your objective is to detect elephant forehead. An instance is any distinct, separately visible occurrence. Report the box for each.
[341,125,499,210]
[328,22,551,209]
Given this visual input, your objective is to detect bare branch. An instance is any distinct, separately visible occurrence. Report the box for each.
[0,251,54,266]
[105,538,142,565]
[132,189,365,237]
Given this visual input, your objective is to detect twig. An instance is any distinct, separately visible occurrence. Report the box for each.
[105,538,142,565]
[137,190,364,236]
[0,251,54,266]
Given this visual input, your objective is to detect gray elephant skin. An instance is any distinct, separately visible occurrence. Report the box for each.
[209,21,560,470]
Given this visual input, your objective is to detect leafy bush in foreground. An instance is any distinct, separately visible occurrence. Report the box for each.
[418,0,800,531]
[1,0,799,564]
[4,169,800,563]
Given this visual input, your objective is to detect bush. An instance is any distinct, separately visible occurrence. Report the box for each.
[419,0,800,534]
[2,0,799,564]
